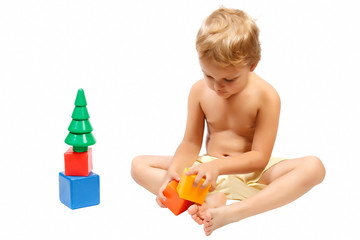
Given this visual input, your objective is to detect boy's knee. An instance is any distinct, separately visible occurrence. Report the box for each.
[303,156,326,184]
[131,155,146,180]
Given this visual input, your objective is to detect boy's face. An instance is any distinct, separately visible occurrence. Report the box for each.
[199,57,256,99]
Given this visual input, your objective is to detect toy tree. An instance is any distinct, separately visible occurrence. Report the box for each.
[65,88,96,152]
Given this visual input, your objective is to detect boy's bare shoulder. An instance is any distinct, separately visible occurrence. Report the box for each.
[250,73,280,105]
[189,79,207,98]
[191,79,206,91]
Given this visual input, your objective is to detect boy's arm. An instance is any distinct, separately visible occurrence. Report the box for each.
[188,89,281,189]
[157,81,205,200]
[169,81,205,174]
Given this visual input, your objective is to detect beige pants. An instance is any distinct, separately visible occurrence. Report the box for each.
[193,155,286,201]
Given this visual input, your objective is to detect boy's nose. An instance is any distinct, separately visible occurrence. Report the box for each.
[214,82,224,90]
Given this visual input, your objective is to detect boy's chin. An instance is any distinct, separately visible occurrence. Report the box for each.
[216,91,232,98]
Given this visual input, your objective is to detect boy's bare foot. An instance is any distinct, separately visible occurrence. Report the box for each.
[187,192,226,225]
[203,204,237,236]
[187,205,204,224]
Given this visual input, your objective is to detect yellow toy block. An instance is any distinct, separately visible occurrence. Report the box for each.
[176,168,211,205]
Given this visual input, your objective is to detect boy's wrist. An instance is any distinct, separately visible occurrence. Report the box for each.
[168,165,183,177]
[212,159,223,175]
[214,159,223,176]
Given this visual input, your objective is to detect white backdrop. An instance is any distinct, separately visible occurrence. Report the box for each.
[1,0,359,239]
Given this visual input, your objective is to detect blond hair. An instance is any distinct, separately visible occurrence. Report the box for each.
[196,7,261,67]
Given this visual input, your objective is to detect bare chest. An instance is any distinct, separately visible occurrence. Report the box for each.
[201,95,258,137]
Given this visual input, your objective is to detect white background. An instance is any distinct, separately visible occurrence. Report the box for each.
[1,0,359,239]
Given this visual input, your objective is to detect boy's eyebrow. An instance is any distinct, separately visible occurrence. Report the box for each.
[201,68,241,80]
[202,70,241,80]
[201,68,210,75]
[201,70,215,78]
[225,73,241,80]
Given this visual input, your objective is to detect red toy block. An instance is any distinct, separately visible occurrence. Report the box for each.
[64,147,93,177]
[160,180,193,216]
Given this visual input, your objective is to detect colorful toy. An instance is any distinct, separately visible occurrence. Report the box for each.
[64,147,93,177]
[64,88,96,153]
[59,172,100,209]
[59,88,100,209]
[160,180,193,216]
[161,168,211,215]
[177,168,211,205]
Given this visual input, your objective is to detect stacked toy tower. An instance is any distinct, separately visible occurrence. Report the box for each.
[59,88,100,210]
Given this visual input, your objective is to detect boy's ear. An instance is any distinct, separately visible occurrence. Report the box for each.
[250,63,258,72]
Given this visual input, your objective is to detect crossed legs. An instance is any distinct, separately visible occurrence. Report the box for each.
[131,155,326,236]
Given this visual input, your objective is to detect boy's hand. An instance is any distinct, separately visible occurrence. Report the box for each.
[186,162,219,192]
[156,171,181,207]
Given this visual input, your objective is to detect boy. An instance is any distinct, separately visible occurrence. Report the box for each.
[131,7,325,236]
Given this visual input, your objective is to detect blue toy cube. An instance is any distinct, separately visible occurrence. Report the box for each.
[59,171,100,209]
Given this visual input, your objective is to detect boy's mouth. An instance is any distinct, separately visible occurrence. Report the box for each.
[216,90,227,95]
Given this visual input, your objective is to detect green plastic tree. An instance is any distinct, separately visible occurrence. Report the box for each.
[65,88,96,152]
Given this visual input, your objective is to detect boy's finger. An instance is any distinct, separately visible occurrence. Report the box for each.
[185,167,196,176]
[173,175,181,181]
[209,180,216,191]
[193,173,204,188]
[201,178,212,189]
[156,197,167,208]
[158,191,166,201]
[158,183,168,201]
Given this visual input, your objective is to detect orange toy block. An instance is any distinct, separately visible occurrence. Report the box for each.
[176,168,211,205]
[64,147,93,177]
[160,180,193,216]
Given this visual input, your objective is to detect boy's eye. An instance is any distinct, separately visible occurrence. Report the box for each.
[224,79,234,82]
